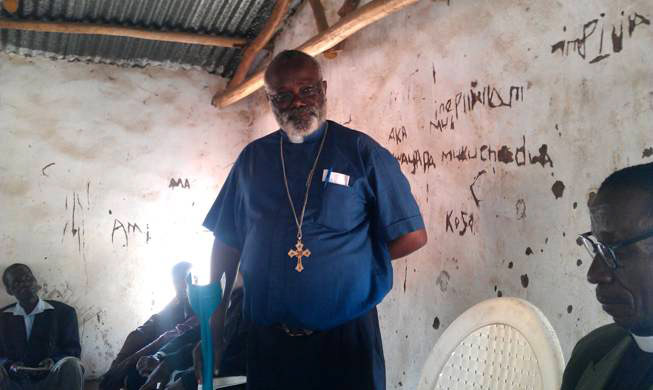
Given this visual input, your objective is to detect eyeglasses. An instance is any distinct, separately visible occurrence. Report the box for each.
[267,82,323,109]
[578,228,653,269]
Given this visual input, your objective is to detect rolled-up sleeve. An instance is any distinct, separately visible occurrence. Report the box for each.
[367,143,425,242]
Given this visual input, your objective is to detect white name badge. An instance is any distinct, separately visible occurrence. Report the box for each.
[322,169,350,187]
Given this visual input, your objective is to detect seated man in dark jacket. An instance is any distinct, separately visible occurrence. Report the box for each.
[137,280,247,390]
[100,261,195,390]
[562,162,653,389]
[0,263,83,390]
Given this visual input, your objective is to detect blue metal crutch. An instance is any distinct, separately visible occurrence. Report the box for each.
[187,274,222,390]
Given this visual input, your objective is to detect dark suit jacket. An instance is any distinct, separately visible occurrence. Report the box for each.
[111,298,190,367]
[0,300,81,370]
[561,323,653,390]
[159,325,200,370]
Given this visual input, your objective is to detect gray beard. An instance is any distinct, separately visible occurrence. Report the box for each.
[274,105,327,144]
[284,117,321,143]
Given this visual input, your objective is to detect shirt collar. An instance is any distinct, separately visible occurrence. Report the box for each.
[632,333,653,353]
[6,299,54,317]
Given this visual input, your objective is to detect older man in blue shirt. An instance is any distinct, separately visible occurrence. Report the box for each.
[203,50,427,390]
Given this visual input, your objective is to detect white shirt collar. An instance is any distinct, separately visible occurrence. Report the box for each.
[632,333,653,353]
[5,299,54,317]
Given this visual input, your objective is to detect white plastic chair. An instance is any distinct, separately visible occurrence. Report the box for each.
[417,298,564,390]
[198,376,247,389]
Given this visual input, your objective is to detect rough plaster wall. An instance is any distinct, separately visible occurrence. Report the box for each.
[0,54,252,377]
[243,0,653,388]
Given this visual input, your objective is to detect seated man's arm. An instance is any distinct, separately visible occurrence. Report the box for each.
[159,342,197,372]
[53,305,81,362]
[158,326,199,358]
[100,328,159,390]
[112,322,156,366]
[136,327,200,378]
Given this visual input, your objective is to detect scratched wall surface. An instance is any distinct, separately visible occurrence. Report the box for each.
[245,0,653,389]
[1,0,652,386]
[0,54,252,376]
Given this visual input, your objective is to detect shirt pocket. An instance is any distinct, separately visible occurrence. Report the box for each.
[316,182,363,231]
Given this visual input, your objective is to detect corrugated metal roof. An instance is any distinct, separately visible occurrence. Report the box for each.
[0,0,280,76]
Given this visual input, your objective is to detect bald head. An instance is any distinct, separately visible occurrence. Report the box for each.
[590,163,653,253]
[264,50,322,88]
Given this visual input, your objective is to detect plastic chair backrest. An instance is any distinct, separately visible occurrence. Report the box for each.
[417,298,564,390]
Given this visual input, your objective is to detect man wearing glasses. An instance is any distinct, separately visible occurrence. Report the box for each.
[201,50,427,389]
[562,162,653,389]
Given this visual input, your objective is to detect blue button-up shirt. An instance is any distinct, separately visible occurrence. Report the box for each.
[203,121,424,330]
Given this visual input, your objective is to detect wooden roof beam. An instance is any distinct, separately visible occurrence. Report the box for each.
[0,18,247,48]
[328,0,362,57]
[212,0,420,108]
[309,0,362,59]
[225,0,290,90]
[308,0,340,59]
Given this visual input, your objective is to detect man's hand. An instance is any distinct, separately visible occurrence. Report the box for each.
[8,362,23,373]
[138,361,171,390]
[136,356,160,378]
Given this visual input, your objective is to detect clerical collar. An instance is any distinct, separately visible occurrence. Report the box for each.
[281,121,328,144]
[632,333,653,353]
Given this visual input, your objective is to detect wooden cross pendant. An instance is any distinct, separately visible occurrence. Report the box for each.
[288,239,311,272]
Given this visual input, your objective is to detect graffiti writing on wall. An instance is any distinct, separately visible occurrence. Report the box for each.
[445,209,475,236]
[432,82,526,132]
[111,219,151,247]
[169,178,191,189]
[440,136,553,168]
[394,150,437,174]
[551,11,651,64]
[388,126,408,145]
[62,183,91,254]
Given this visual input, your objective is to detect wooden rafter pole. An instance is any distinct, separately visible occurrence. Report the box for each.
[213,0,420,108]
[308,0,330,32]
[308,0,340,59]
[226,0,290,90]
[0,18,247,48]
[309,0,362,59]
[329,0,362,56]
[338,0,361,17]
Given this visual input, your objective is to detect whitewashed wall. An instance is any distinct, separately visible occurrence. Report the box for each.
[1,0,652,386]
[0,54,252,376]
[244,0,653,389]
